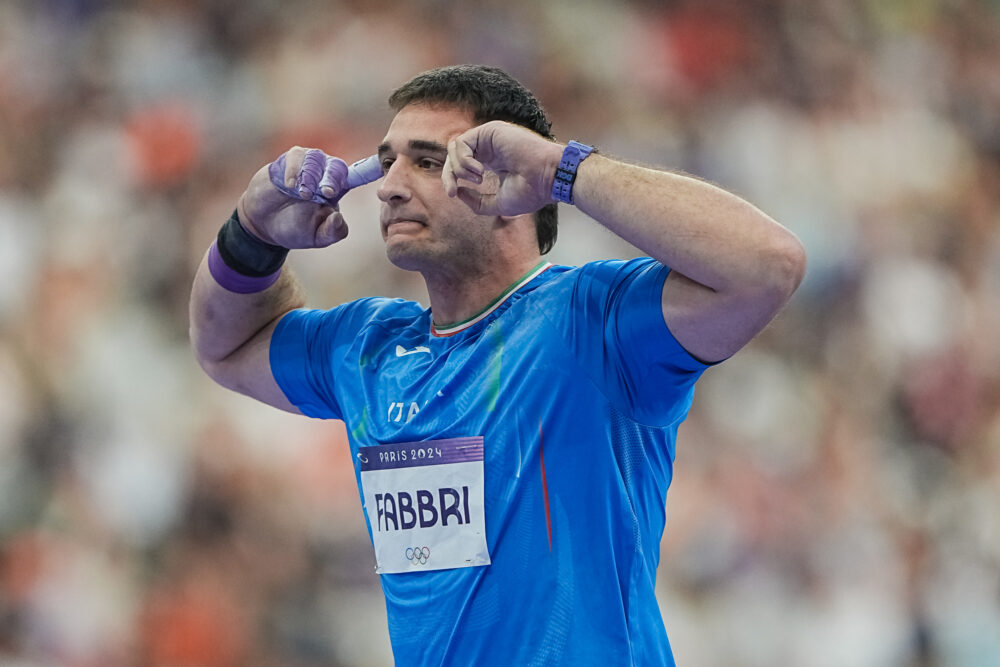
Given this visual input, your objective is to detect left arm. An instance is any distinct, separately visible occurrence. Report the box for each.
[571,154,806,362]
[444,122,806,363]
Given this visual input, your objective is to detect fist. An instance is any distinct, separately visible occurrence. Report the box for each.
[443,121,562,217]
[237,148,382,249]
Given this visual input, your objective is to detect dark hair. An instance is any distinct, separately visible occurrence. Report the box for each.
[389,65,559,255]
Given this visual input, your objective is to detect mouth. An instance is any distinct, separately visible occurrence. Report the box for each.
[383,217,427,237]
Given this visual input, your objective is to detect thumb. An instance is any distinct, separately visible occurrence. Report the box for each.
[314,210,349,246]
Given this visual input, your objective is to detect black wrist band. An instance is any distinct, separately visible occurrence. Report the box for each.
[216,209,289,277]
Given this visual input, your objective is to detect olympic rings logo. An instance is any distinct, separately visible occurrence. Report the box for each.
[405,546,430,565]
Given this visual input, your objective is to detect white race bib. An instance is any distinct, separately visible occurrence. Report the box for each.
[359,436,491,574]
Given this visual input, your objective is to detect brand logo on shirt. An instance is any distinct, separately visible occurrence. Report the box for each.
[395,344,431,357]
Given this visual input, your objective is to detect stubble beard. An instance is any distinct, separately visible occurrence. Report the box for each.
[384,229,495,279]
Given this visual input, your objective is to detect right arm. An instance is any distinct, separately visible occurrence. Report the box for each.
[189,147,364,412]
[189,252,305,413]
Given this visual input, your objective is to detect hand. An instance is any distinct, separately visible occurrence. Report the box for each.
[443,121,563,217]
[237,148,382,249]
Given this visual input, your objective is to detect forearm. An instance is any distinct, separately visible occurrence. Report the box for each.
[189,249,304,369]
[187,147,366,410]
[571,154,804,295]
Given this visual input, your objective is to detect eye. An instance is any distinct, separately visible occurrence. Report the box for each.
[417,157,442,170]
[380,158,395,172]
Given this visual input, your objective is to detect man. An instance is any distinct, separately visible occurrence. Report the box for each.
[190,65,805,665]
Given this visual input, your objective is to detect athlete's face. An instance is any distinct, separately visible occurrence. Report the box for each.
[376,103,500,273]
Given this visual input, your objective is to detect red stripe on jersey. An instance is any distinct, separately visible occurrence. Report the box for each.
[539,421,552,552]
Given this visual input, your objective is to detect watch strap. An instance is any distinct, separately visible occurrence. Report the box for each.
[551,140,596,204]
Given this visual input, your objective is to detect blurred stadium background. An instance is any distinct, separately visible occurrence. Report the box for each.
[1,0,998,665]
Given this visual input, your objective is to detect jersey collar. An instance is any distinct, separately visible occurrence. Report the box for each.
[431,261,552,337]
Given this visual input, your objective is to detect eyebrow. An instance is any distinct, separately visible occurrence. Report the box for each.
[377,139,448,158]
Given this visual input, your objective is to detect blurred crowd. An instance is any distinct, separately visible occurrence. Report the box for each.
[0,0,998,665]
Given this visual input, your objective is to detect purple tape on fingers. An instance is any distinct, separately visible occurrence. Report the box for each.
[317,159,348,196]
[267,152,348,205]
[296,149,326,198]
[347,155,383,189]
[267,151,381,205]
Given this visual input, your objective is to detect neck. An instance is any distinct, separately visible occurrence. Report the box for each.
[424,257,545,331]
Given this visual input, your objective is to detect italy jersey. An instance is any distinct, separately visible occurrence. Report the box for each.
[269,258,713,666]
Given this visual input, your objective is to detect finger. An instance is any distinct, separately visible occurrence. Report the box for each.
[448,135,485,184]
[266,152,288,193]
[284,146,306,188]
[317,156,349,200]
[267,148,364,205]
[296,149,326,199]
[444,139,483,199]
[314,210,349,247]
[456,186,499,216]
[442,150,460,198]
[346,155,383,190]
[266,147,303,194]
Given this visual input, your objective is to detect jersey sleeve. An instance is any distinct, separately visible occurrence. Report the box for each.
[564,258,715,426]
[269,298,392,420]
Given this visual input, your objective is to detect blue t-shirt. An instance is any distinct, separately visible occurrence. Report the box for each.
[270,258,712,666]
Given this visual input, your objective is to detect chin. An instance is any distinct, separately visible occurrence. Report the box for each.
[385,243,431,272]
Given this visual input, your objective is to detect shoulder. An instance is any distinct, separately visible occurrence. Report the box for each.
[538,258,667,298]
[581,257,666,279]
[356,297,429,329]
[276,297,428,342]
[544,257,665,280]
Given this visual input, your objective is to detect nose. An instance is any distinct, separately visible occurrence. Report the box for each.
[376,159,412,204]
